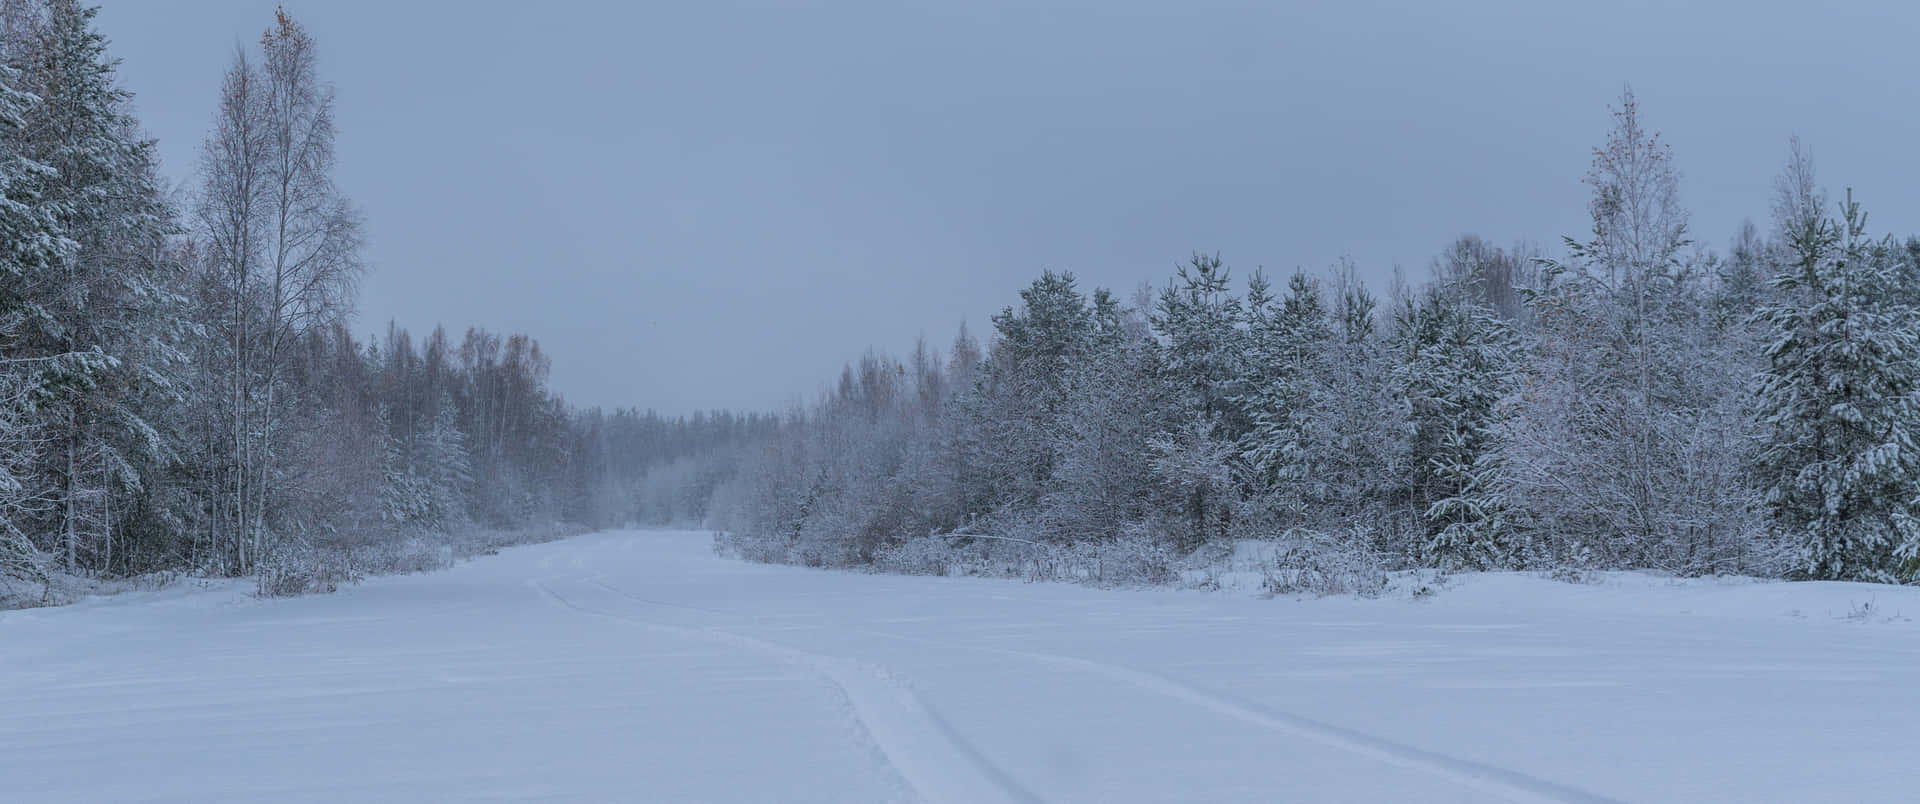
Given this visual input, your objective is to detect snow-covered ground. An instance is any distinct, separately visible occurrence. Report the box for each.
[3,530,1916,803]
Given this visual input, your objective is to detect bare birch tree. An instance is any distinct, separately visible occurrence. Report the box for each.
[195,6,361,574]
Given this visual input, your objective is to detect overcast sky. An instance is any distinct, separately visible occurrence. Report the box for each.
[94,1,1920,414]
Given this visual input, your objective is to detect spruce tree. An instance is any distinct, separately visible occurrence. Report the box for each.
[1754,190,1920,581]
[1394,290,1520,568]
[12,0,185,573]
[0,59,69,586]
[1152,253,1249,435]
[1316,265,1403,533]
[420,394,472,530]
[1150,254,1251,544]
[1240,271,1332,513]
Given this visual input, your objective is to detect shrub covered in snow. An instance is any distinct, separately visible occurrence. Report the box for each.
[1259,528,1389,598]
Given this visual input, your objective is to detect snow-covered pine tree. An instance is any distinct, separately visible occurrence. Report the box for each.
[376,404,427,529]
[1152,253,1250,437]
[957,271,1095,523]
[1315,263,1404,536]
[1044,288,1167,543]
[906,323,984,535]
[1239,271,1332,519]
[0,57,70,586]
[1715,220,1770,327]
[12,0,187,574]
[419,393,472,530]
[1150,254,1252,545]
[1754,188,1920,581]
[1394,289,1521,569]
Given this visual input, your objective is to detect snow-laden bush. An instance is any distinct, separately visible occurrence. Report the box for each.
[875,521,1180,587]
[256,543,353,597]
[791,508,865,568]
[1259,527,1388,598]
[872,533,958,576]
[353,536,454,576]
[0,538,49,606]
[1055,524,1179,587]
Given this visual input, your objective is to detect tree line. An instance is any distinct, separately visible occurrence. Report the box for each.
[1,2,764,600]
[10,1,1916,600]
[705,90,1920,587]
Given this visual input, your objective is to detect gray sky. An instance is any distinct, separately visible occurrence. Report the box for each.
[95,1,1920,414]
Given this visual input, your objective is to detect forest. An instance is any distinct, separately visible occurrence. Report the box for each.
[8,0,1920,606]
[698,103,1920,590]
[0,2,766,602]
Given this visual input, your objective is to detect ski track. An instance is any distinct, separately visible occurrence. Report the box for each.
[527,552,1040,804]
[577,548,1615,804]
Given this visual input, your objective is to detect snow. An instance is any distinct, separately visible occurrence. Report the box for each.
[4,530,1918,803]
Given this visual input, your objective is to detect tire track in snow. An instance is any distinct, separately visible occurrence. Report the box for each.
[575,544,1617,804]
[830,627,1621,804]
[526,552,1040,804]
[936,640,1622,804]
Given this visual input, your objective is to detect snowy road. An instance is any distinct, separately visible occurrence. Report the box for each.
[4,530,1917,802]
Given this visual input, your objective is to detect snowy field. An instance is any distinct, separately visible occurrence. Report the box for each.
[3,530,1917,803]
